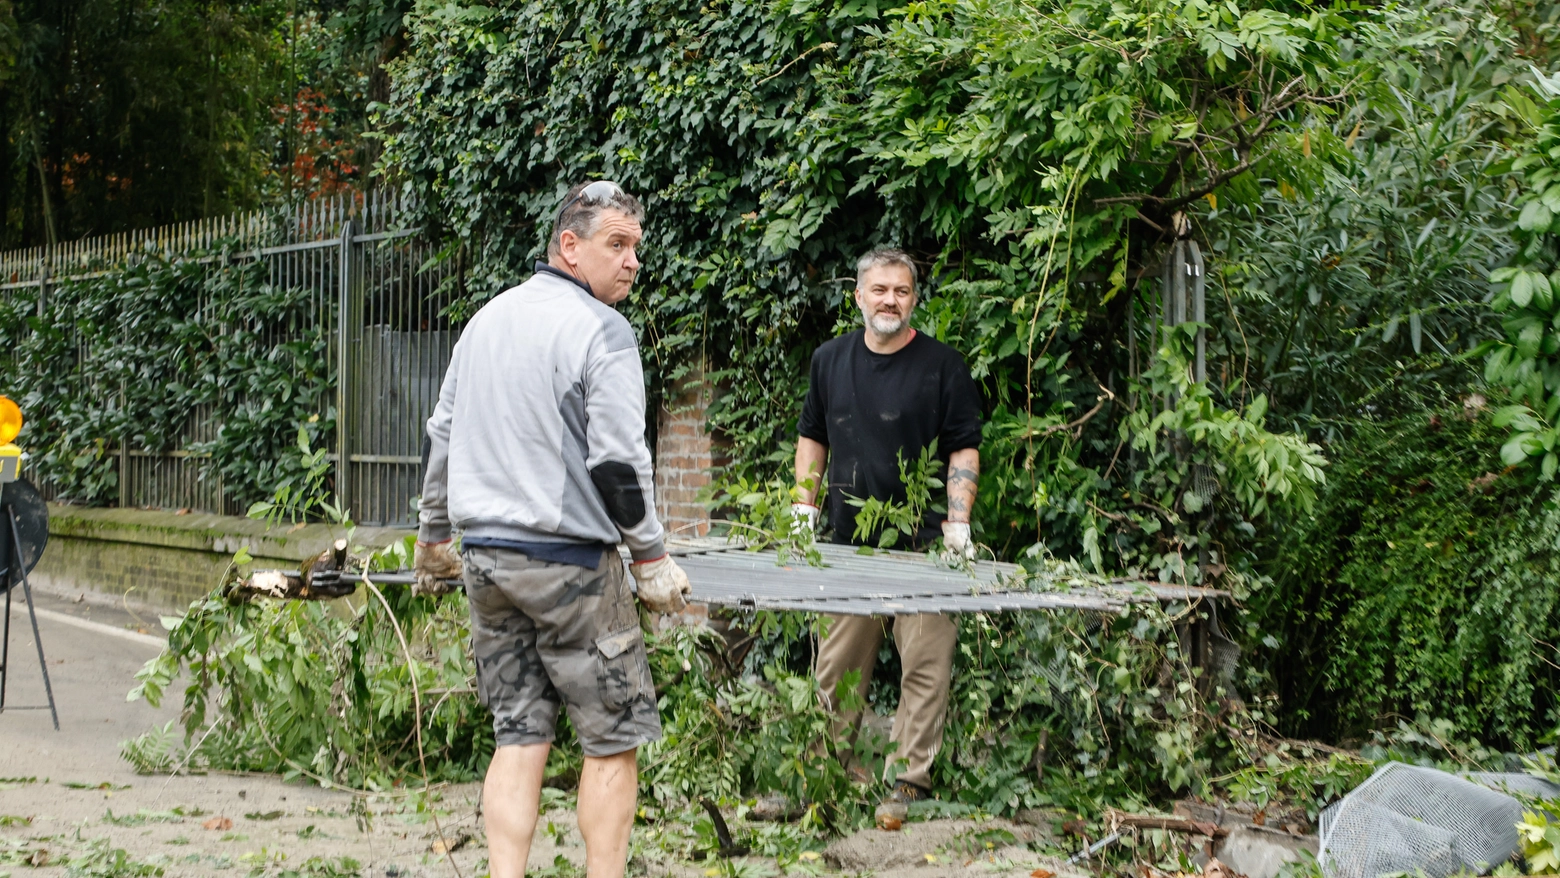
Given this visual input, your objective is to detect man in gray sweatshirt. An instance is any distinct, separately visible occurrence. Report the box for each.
[414,180,690,878]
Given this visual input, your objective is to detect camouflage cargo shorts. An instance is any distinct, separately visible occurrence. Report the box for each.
[461,545,661,756]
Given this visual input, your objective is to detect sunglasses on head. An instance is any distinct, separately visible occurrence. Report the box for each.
[556,180,625,222]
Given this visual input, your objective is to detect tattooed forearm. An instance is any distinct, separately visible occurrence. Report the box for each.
[946,449,980,523]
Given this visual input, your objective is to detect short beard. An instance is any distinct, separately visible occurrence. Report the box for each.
[866,312,908,335]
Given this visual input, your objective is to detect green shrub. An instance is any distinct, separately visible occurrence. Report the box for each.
[1249,406,1560,748]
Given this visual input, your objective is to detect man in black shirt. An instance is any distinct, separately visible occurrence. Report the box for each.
[792,248,982,828]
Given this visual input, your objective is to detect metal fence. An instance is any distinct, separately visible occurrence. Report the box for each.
[0,191,462,527]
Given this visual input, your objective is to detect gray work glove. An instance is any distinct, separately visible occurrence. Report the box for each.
[940,521,976,563]
[413,539,463,596]
[631,555,692,615]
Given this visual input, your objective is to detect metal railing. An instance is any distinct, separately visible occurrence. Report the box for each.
[0,191,462,526]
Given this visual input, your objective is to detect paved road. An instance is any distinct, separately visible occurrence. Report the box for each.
[1,583,174,776]
[0,582,1057,878]
[0,582,500,877]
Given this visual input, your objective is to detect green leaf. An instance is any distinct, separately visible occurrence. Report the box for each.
[1519,199,1554,232]
[1513,271,1536,308]
[1501,434,1533,465]
[1536,272,1556,311]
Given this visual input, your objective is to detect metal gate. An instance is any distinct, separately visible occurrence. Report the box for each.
[0,191,463,527]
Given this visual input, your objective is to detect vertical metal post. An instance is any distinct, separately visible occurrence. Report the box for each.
[1159,224,1208,386]
[1159,250,1172,354]
[1188,241,1206,384]
[1126,280,1137,386]
[1,586,10,708]
[119,376,130,509]
[5,506,58,730]
[336,221,355,515]
[1162,241,1190,410]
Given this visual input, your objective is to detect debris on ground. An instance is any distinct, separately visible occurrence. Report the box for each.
[1216,825,1319,878]
[823,817,1050,872]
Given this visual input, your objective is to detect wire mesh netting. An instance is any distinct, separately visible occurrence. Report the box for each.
[1462,771,1560,800]
[1318,762,1523,878]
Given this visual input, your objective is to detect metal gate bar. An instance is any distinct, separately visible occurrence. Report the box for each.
[0,191,463,526]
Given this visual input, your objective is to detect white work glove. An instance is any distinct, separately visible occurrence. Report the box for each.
[413,539,463,596]
[941,521,976,563]
[789,503,820,537]
[631,555,692,615]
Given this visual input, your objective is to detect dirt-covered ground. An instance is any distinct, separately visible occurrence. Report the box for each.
[0,583,1076,877]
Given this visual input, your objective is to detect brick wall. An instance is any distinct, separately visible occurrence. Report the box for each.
[654,365,718,538]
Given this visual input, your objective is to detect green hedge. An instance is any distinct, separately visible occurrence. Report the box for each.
[0,253,332,508]
[1249,406,1560,749]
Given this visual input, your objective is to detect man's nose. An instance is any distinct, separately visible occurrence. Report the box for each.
[624,248,641,271]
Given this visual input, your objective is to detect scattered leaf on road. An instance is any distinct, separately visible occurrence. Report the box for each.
[429,832,471,854]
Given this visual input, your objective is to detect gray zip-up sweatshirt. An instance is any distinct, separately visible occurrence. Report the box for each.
[417,264,665,561]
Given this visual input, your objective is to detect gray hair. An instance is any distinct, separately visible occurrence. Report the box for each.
[547,181,645,258]
[855,248,919,291]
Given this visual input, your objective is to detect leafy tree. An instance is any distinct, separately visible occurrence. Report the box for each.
[1210,7,1526,436]
[379,0,1354,583]
[0,0,407,248]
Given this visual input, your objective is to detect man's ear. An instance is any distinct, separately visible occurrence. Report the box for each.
[557,229,579,267]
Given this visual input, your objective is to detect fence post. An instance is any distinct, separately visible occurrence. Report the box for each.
[119,378,129,510]
[336,220,356,515]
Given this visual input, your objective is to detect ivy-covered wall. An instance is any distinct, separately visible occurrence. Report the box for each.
[375,0,1363,585]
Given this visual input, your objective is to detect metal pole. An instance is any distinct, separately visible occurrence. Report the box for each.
[1,583,10,709]
[8,506,58,730]
[119,377,130,509]
[336,220,355,515]
[1189,240,1206,384]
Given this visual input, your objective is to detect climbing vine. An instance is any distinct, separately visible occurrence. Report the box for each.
[375,0,1367,586]
[1247,405,1560,749]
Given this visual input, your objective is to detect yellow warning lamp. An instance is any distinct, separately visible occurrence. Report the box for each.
[0,396,21,485]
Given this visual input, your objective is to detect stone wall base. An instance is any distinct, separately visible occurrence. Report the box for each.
[30,505,409,610]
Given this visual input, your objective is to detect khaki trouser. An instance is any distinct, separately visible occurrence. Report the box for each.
[816,613,958,790]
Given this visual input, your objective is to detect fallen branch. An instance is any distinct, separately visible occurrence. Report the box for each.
[1023,384,1117,440]
[1108,808,1228,838]
[231,540,357,601]
[1258,732,1360,759]
[363,574,465,878]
